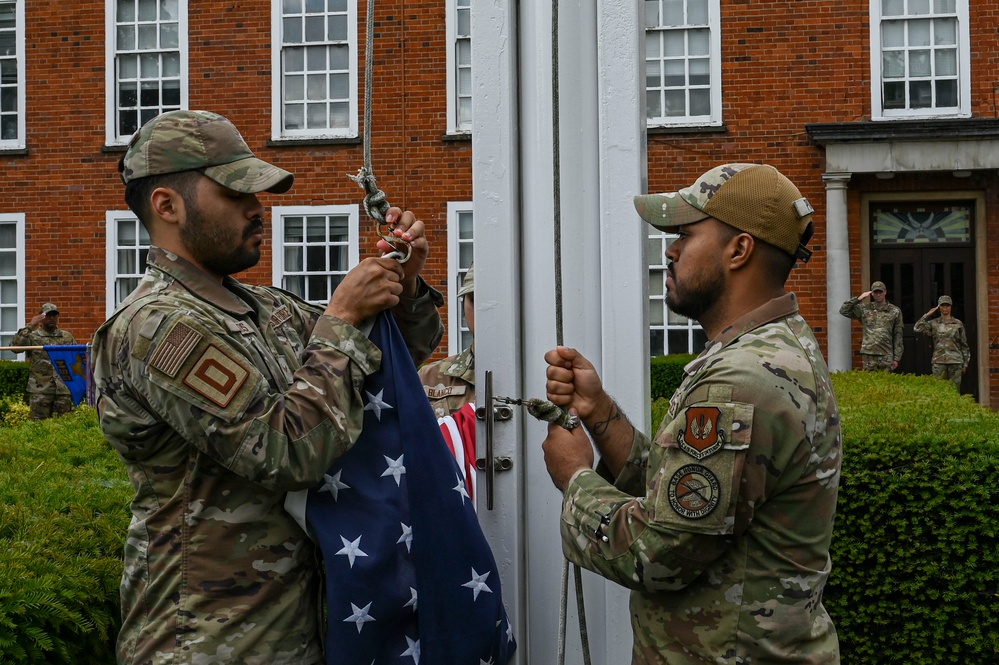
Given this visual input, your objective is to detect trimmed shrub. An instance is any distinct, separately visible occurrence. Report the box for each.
[0,395,29,427]
[650,353,695,401]
[824,371,999,664]
[0,360,29,403]
[0,407,129,664]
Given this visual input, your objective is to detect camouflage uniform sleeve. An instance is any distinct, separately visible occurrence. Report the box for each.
[101,306,380,492]
[959,322,971,368]
[913,313,932,335]
[392,276,444,365]
[10,326,33,348]
[838,297,862,319]
[559,396,758,592]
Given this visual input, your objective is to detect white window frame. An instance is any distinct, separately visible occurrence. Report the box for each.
[271,0,358,140]
[445,0,472,135]
[644,0,722,128]
[270,205,360,304]
[0,0,26,150]
[0,213,24,360]
[104,0,189,146]
[447,201,474,355]
[648,229,704,357]
[870,0,970,120]
[105,211,151,317]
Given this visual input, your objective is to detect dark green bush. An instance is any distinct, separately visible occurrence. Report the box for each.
[650,353,695,401]
[0,360,29,403]
[0,407,129,664]
[824,371,999,664]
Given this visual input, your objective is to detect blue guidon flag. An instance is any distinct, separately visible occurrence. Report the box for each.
[44,344,89,406]
[305,311,516,665]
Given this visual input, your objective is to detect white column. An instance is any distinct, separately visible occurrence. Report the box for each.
[823,173,852,372]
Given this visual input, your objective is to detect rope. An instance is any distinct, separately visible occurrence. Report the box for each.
[551,0,591,663]
[348,0,411,263]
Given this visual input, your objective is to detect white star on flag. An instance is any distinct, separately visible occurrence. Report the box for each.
[364,389,394,420]
[336,535,368,568]
[462,568,493,601]
[381,454,406,486]
[397,522,413,552]
[400,636,421,663]
[318,470,350,500]
[452,473,470,504]
[344,601,375,633]
[404,586,418,612]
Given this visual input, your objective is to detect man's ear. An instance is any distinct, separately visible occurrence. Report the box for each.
[727,232,755,270]
[150,187,183,225]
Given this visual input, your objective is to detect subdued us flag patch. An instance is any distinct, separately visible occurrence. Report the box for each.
[148,321,202,378]
[183,344,250,408]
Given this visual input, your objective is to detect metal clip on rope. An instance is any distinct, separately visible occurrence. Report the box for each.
[493,396,580,431]
[348,167,412,263]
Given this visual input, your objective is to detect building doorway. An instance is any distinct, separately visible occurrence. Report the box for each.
[869,200,977,399]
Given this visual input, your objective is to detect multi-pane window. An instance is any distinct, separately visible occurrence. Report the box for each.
[448,203,474,354]
[274,0,357,139]
[0,214,24,360]
[446,0,472,134]
[871,0,969,118]
[644,0,721,127]
[271,206,359,304]
[0,0,24,148]
[648,230,706,357]
[106,212,150,315]
[108,0,187,144]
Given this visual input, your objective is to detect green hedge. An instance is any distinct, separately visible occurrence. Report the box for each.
[824,371,999,664]
[650,353,695,401]
[0,360,29,402]
[0,407,129,664]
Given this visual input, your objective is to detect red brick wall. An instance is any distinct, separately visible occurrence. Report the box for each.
[4,0,470,358]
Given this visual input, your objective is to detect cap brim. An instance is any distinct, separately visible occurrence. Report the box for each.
[633,192,710,230]
[204,156,295,194]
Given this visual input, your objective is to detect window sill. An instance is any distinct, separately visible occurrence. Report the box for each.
[648,124,727,136]
[0,147,29,156]
[442,132,472,142]
[267,136,363,148]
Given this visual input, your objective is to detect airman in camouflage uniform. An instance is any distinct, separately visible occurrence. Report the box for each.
[541,164,841,664]
[11,302,77,420]
[419,262,475,418]
[914,295,970,390]
[839,281,904,371]
[93,110,443,665]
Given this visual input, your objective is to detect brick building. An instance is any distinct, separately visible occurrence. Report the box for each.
[1,0,998,406]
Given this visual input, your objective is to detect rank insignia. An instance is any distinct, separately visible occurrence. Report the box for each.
[677,405,725,459]
[183,344,250,408]
[667,464,720,520]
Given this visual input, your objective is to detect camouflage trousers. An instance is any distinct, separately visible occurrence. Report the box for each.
[931,363,963,390]
[861,354,894,372]
[29,393,73,420]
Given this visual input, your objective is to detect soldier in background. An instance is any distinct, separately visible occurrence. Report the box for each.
[914,295,970,391]
[92,110,443,665]
[11,302,77,420]
[419,262,477,500]
[839,281,904,371]
[539,164,841,664]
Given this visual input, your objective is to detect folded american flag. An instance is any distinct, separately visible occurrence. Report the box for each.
[306,311,516,664]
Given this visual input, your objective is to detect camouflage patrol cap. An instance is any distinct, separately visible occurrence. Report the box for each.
[40,303,59,315]
[633,163,815,261]
[118,110,294,194]
[938,295,953,306]
[457,262,475,297]
[871,281,886,292]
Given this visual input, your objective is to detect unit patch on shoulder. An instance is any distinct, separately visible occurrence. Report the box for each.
[667,464,721,520]
[149,321,202,378]
[677,405,726,460]
[183,344,251,408]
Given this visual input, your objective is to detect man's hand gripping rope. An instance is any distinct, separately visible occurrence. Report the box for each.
[349,167,413,263]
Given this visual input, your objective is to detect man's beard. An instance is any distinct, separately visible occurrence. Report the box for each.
[180,203,263,277]
[665,261,724,323]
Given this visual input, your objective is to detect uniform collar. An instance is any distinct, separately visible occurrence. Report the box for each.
[687,293,799,372]
[146,246,256,317]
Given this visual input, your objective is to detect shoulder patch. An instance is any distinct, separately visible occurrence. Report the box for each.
[183,344,251,407]
[677,406,726,459]
[667,464,721,519]
[148,321,202,378]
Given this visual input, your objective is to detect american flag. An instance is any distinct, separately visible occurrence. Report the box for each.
[437,401,478,505]
[306,312,516,665]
